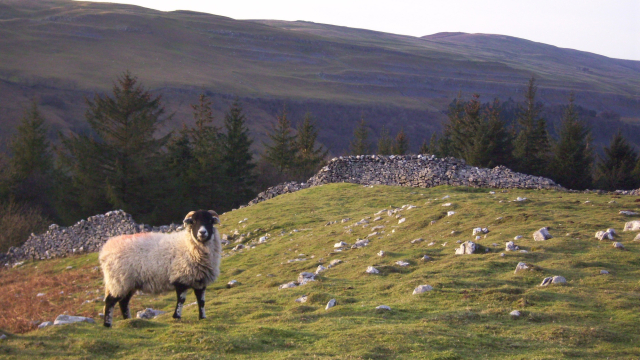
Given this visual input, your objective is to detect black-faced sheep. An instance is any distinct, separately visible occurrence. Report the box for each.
[99,210,221,327]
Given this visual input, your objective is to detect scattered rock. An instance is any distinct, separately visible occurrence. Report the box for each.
[53,315,95,326]
[325,299,336,310]
[600,270,610,275]
[635,233,640,241]
[595,230,614,241]
[315,265,327,274]
[334,241,348,248]
[371,225,385,231]
[515,197,527,202]
[295,295,308,303]
[297,272,316,285]
[233,244,244,251]
[354,239,370,248]
[514,262,529,274]
[430,220,437,225]
[442,203,452,207]
[376,305,391,311]
[366,266,380,274]
[455,241,477,255]
[38,321,53,329]
[227,280,239,288]
[136,308,166,319]
[411,238,423,244]
[623,220,640,231]
[510,310,521,317]
[533,227,552,241]
[0,334,6,340]
[447,211,456,216]
[514,235,523,240]
[377,251,385,257]
[398,218,406,224]
[395,261,410,267]
[541,276,566,286]
[329,259,342,267]
[505,241,519,251]
[373,216,383,222]
[412,285,433,295]
[342,218,351,223]
[421,255,431,261]
[613,242,625,249]
[619,211,638,216]
[279,281,298,290]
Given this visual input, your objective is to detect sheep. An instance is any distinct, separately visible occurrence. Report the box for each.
[99,210,221,327]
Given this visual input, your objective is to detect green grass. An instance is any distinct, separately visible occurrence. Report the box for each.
[2,183,640,359]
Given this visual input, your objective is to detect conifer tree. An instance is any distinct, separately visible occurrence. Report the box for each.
[7,99,54,214]
[222,99,256,207]
[513,77,550,176]
[59,71,170,223]
[294,113,327,179]
[595,131,639,190]
[377,125,393,155]
[350,117,371,155]
[263,105,297,174]
[393,128,409,155]
[162,127,195,219]
[419,139,429,154]
[549,93,593,190]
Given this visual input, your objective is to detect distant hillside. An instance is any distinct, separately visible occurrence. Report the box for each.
[1,0,639,153]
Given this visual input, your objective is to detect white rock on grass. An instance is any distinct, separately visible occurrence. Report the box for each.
[279,281,298,290]
[0,334,6,340]
[355,239,370,247]
[620,211,639,216]
[595,230,614,241]
[533,227,552,241]
[411,238,423,244]
[600,270,610,275]
[376,305,391,311]
[136,308,166,319]
[447,211,456,216]
[334,241,348,248]
[623,221,640,231]
[373,216,383,222]
[227,280,239,288]
[510,310,521,317]
[377,251,385,257]
[412,285,433,295]
[514,262,529,274]
[315,265,327,274]
[329,259,342,267]
[374,210,387,216]
[505,241,519,251]
[366,266,380,274]
[325,299,336,310]
[53,315,95,326]
[455,241,477,255]
[298,272,316,285]
[635,233,640,241]
[515,197,527,202]
[398,218,406,224]
[514,235,523,240]
[395,261,410,267]
[372,225,385,231]
[442,203,452,207]
[613,242,625,249]
[295,295,308,303]
[427,241,435,246]
[38,321,53,329]
[540,276,566,286]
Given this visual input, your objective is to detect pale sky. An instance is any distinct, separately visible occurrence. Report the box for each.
[85,0,640,61]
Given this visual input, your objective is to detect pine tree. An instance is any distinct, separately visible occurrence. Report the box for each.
[595,131,639,191]
[549,93,593,190]
[263,105,297,174]
[393,128,409,155]
[222,99,256,208]
[59,71,170,223]
[7,99,54,214]
[419,139,429,154]
[350,117,371,155]
[162,127,195,220]
[294,113,327,179]
[513,77,550,176]
[377,125,393,155]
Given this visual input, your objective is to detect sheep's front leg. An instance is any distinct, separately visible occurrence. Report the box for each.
[194,287,206,319]
[172,283,189,319]
[104,293,122,328]
[118,290,135,319]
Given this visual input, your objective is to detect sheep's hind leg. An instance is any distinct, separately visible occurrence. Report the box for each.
[194,287,206,319]
[172,283,189,319]
[119,290,135,319]
[104,294,122,328]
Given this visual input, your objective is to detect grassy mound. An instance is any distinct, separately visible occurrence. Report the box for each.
[1,184,639,359]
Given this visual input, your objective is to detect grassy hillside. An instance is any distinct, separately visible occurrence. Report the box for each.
[1,0,639,153]
[1,183,640,358]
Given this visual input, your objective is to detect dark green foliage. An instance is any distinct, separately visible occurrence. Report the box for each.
[162,128,195,219]
[594,131,639,190]
[262,106,297,174]
[0,201,50,252]
[350,117,371,155]
[222,99,257,208]
[393,128,409,155]
[513,77,550,176]
[377,125,393,155]
[419,139,429,155]
[443,94,513,167]
[58,71,170,224]
[549,93,594,190]
[293,113,327,180]
[2,100,55,215]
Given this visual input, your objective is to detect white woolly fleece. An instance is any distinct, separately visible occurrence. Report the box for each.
[99,228,221,297]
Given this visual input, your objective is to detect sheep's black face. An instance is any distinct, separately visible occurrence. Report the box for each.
[184,210,219,243]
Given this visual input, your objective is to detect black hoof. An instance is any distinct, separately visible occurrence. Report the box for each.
[103,322,112,328]
[173,314,181,320]
[199,316,206,320]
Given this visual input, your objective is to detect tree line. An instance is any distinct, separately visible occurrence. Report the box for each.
[0,72,327,251]
[349,77,640,192]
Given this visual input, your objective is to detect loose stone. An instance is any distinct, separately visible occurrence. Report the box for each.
[325,299,336,310]
[412,285,433,294]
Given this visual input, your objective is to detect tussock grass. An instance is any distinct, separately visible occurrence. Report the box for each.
[1,183,640,358]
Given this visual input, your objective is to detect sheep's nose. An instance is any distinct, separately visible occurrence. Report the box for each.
[199,229,206,235]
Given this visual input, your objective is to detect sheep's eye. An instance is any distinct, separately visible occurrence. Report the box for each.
[184,218,194,225]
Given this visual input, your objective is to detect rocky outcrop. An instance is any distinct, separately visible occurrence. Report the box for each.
[247,155,562,207]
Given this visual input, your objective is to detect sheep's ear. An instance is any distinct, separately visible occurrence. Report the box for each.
[183,211,196,225]
[208,210,220,224]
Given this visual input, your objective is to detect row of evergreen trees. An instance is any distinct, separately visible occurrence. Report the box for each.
[349,77,640,191]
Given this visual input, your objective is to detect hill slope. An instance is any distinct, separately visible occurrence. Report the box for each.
[1,184,640,358]
[0,0,639,152]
